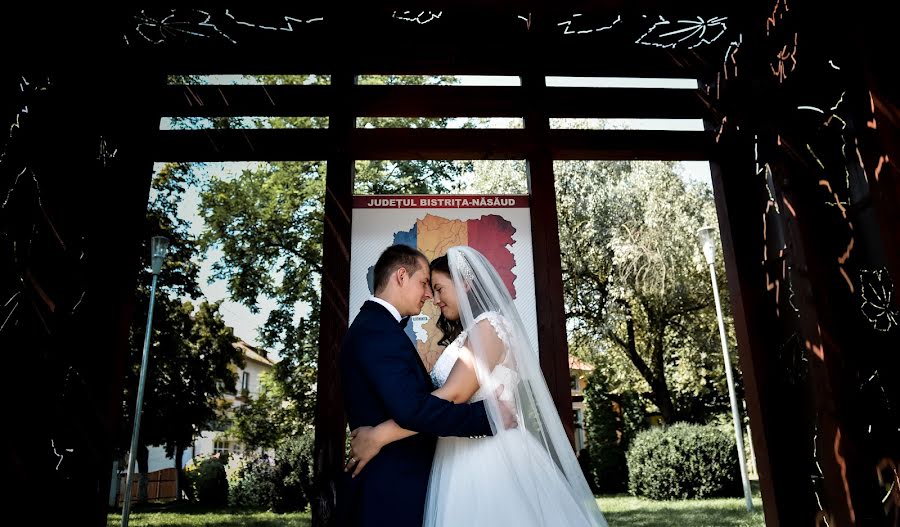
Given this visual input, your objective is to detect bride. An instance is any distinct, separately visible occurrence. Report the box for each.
[347,246,607,526]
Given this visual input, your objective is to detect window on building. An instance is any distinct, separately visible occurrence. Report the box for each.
[571,374,583,394]
[218,378,236,395]
[241,371,250,391]
[213,439,231,455]
[574,409,587,451]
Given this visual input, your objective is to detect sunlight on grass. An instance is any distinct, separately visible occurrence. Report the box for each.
[597,495,766,527]
[109,497,764,527]
[107,505,311,527]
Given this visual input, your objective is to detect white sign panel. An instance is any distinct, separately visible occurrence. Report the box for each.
[349,195,538,370]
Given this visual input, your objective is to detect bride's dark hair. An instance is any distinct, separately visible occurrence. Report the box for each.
[430,255,464,347]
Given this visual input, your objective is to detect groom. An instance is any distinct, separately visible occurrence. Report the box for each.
[339,245,493,527]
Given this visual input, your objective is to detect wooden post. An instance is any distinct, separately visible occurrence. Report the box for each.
[521,15,576,446]
[312,70,355,527]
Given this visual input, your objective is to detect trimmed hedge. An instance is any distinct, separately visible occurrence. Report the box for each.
[185,454,229,506]
[626,423,741,500]
[228,454,279,509]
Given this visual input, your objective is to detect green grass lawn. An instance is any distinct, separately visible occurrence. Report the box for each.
[598,495,766,527]
[108,497,764,527]
[107,503,311,527]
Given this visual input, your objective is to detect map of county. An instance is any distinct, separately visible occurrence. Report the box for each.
[366,213,518,370]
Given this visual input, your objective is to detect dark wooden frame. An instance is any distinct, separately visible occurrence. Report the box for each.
[14,3,899,527]
[141,11,746,525]
[150,72,721,527]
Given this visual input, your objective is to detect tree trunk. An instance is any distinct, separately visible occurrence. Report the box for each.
[649,323,678,424]
[621,303,654,386]
[650,377,678,424]
[174,445,185,502]
[184,443,196,501]
[137,444,149,504]
[108,460,120,507]
[616,300,679,424]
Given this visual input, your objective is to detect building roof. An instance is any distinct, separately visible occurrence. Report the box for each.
[568,355,594,372]
[233,340,276,368]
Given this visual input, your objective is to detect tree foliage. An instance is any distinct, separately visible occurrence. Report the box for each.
[555,158,738,423]
[121,164,243,498]
[186,75,475,429]
[473,149,739,424]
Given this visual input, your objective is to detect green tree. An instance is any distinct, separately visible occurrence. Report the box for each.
[582,370,627,494]
[121,164,243,501]
[191,74,473,426]
[198,160,324,422]
[472,150,737,424]
[556,159,736,424]
[230,375,298,450]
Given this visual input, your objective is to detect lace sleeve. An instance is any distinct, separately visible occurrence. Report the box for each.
[473,311,514,355]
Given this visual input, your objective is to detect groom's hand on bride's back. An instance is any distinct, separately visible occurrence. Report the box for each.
[345,426,380,478]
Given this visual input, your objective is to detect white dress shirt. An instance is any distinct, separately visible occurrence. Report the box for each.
[369,296,402,322]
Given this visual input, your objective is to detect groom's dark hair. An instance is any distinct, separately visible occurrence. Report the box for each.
[373,244,429,294]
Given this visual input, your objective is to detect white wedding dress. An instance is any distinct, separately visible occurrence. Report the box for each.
[423,311,603,527]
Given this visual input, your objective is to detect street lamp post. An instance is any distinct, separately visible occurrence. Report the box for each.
[121,236,169,527]
[698,226,754,512]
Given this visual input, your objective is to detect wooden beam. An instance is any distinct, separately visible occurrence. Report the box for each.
[150,45,714,79]
[548,129,713,160]
[128,1,729,78]
[317,0,727,10]
[153,128,714,161]
[160,84,709,120]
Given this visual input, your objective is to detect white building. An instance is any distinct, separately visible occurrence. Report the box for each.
[570,355,593,453]
[144,340,276,472]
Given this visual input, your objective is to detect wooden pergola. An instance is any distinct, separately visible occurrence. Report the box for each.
[2,2,898,526]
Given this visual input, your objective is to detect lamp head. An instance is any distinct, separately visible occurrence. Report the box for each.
[150,236,170,275]
[697,226,717,266]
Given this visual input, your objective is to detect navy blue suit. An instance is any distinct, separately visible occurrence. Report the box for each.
[339,300,492,527]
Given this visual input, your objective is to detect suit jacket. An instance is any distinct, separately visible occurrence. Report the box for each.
[338,300,492,526]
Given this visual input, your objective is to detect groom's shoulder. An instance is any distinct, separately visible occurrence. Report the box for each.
[348,302,379,330]
[346,305,395,339]
[344,322,403,367]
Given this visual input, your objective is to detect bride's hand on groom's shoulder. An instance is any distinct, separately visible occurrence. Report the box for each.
[346,426,380,478]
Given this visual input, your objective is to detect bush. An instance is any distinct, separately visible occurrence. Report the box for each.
[228,454,279,509]
[272,429,315,513]
[626,423,740,500]
[583,370,647,494]
[184,454,229,506]
[583,390,628,494]
[227,428,315,512]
